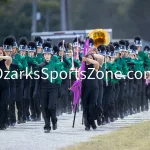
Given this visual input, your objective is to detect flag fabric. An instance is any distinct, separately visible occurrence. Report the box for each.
[71,39,89,112]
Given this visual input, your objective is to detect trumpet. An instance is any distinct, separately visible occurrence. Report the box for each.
[75,36,79,60]
[61,40,65,62]
[68,43,76,71]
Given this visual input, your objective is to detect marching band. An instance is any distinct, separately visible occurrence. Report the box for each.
[0,29,150,133]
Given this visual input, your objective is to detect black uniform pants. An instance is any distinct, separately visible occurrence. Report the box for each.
[137,79,142,111]
[146,83,150,110]
[114,83,120,118]
[15,79,24,120]
[97,79,103,117]
[40,84,58,129]
[56,84,61,115]
[128,79,134,111]
[82,87,99,127]
[60,82,69,113]
[102,83,115,119]
[118,80,125,117]
[141,77,146,110]
[8,79,16,124]
[67,79,74,113]
[123,79,129,114]
[0,87,9,127]
[30,84,41,118]
[22,78,31,120]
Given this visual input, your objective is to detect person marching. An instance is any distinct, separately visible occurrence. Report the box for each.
[29,37,42,121]
[123,40,130,116]
[7,36,18,126]
[71,38,82,112]
[107,44,118,122]
[127,44,138,114]
[18,37,29,122]
[7,36,24,124]
[115,40,128,119]
[81,50,99,130]
[134,36,145,112]
[35,41,62,133]
[96,44,105,125]
[113,42,121,119]
[67,43,81,114]
[143,45,150,111]
[0,38,12,130]
[58,41,72,114]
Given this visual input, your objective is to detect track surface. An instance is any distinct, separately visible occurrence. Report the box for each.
[0,110,150,150]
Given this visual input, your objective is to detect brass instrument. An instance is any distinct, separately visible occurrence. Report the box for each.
[61,40,65,62]
[75,36,79,60]
[88,29,110,47]
[69,43,76,71]
[88,29,110,86]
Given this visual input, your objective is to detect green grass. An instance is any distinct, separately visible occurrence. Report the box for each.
[60,121,150,150]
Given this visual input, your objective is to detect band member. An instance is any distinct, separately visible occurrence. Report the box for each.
[7,36,18,126]
[67,43,81,114]
[114,40,128,119]
[113,42,121,119]
[134,36,144,112]
[82,53,99,131]
[29,39,41,121]
[143,46,150,111]
[7,36,24,124]
[72,38,82,112]
[58,41,72,114]
[96,45,105,125]
[35,41,62,133]
[0,37,12,130]
[127,44,137,114]
[101,46,113,123]
[18,37,29,122]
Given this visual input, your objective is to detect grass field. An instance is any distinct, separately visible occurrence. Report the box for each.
[61,121,150,150]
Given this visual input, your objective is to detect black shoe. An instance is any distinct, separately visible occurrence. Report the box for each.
[36,117,41,121]
[17,118,24,124]
[63,108,67,113]
[44,126,51,133]
[110,118,115,122]
[85,126,90,131]
[141,106,144,112]
[145,106,149,111]
[91,124,97,130]
[120,114,124,119]
[105,117,110,123]
[44,128,50,133]
[52,124,57,130]
[31,116,37,121]
[97,118,102,126]
[0,126,6,130]
[10,122,15,127]
[26,116,31,122]
[102,117,105,125]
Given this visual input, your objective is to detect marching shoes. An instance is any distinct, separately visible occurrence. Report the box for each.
[52,123,57,130]
[97,117,102,126]
[44,125,51,133]
[0,124,7,130]
[85,126,90,131]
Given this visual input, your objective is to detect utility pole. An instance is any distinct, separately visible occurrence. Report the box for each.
[60,0,67,31]
[32,0,37,33]
[66,0,73,30]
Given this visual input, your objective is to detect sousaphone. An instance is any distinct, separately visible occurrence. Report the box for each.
[88,29,110,47]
